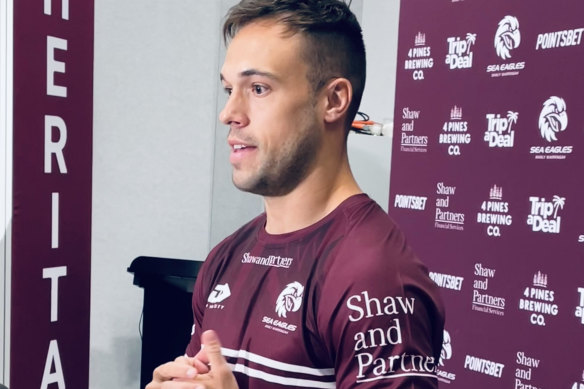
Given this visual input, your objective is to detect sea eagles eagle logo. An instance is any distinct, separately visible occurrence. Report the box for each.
[538,96,568,142]
[439,330,453,366]
[275,282,304,318]
[494,16,521,59]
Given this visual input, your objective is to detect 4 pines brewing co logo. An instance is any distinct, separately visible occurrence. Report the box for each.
[404,32,434,80]
[519,271,558,327]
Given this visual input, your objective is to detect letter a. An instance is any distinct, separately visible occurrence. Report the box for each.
[40,340,66,389]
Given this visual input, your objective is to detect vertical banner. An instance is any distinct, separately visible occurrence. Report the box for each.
[390,0,584,388]
[12,0,93,388]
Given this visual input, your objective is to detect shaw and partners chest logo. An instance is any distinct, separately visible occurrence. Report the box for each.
[262,282,304,334]
[487,16,525,77]
[241,252,293,268]
[526,195,565,234]
[345,291,438,383]
[531,96,573,159]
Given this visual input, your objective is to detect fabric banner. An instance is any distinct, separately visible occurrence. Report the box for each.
[11,0,93,388]
[390,0,584,388]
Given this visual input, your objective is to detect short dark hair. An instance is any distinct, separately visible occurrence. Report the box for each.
[223,0,366,128]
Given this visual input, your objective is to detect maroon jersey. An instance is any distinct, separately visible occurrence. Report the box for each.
[186,194,445,388]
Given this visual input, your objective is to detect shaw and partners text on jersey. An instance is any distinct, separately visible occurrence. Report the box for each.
[346,290,438,382]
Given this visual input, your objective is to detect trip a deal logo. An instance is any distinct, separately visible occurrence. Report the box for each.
[486,15,525,77]
[526,195,565,234]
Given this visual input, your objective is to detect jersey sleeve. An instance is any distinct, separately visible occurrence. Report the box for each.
[315,219,445,389]
[184,248,216,357]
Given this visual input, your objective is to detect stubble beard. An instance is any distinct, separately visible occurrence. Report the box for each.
[233,116,322,197]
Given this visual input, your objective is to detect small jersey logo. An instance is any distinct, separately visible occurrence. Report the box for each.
[439,330,452,366]
[495,16,521,59]
[275,282,304,318]
[538,96,568,142]
[208,283,231,303]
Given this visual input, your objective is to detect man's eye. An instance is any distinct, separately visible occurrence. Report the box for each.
[224,87,233,96]
[252,84,268,95]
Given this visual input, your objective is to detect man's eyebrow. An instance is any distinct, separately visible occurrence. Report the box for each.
[220,69,279,82]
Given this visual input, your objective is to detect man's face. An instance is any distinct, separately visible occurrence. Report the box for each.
[219,20,323,197]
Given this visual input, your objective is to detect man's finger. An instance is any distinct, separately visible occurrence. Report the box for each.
[201,330,227,368]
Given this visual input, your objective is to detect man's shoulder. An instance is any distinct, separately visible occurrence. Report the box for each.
[209,213,266,256]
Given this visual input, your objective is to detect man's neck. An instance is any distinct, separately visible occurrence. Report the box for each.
[262,157,361,234]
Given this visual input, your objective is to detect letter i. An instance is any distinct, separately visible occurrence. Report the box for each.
[52,192,59,248]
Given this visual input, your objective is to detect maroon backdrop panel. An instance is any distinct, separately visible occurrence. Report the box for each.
[390,0,584,388]
[12,0,93,388]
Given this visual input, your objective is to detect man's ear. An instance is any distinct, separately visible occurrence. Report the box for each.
[323,78,352,124]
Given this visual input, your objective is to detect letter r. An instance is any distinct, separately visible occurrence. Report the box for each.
[45,115,68,174]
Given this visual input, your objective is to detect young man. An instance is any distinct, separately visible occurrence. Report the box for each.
[147,1,445,388]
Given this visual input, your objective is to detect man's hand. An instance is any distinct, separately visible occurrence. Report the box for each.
[146,354,207,389]
[191,330,239,389]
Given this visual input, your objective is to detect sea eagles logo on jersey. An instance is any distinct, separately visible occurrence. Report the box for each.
[439,330,452,366]
[208,283,231,303]
[495,16,521,59]
[275,282,304,318]
[538,96,568,142]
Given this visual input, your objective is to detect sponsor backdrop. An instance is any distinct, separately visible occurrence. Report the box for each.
[389,0,584,388]
[11,0,93,388]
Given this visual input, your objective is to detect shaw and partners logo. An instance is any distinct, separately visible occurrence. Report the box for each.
[526,195,565,234]
[345,290,438,383]
[530,96,573,159]
[487,16,525,77]
[445,33,476,69]
[400,107,428,153]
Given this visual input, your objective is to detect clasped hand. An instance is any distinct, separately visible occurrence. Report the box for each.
[146,330,238,389]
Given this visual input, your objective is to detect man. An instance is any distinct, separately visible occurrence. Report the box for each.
[148,1,444,388]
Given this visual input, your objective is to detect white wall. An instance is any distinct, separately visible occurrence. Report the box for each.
[348,0,400,211]
[90,1,400,388]
[0,0,13,383]
[92,1,223,387]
